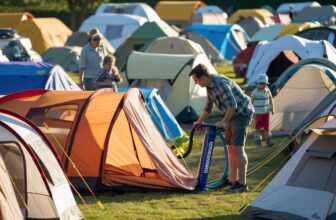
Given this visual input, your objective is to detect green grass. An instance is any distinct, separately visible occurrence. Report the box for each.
[68,72,79,84]
[77,125,288,219]
[214,64,246,86]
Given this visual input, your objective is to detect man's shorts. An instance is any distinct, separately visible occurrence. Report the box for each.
[255,113,270,132]
[225,113,253,146]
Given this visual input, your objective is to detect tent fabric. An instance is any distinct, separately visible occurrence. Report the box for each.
[227,9,274,25]
[269,58,336,135]
[0,89,196,191]
[0,110,83,219]
[0,62,80,95]
[272,14,291,24]
[144,36,205,55]
[293,5,336,24]
[0,50,9,62]
[183,24,249,60]
[42,46,81,73]
[246,35,336,86]
[114,20,178,69]
[95,3,160,22]
[0,12,34,28]
[296,26,336,48]
[119,88,185,141]
[155,1,205,26]
[122,51,217,122]
[191,13,227,25]
[79,14,146,49]
[244,119,336,220]
[276,2,321,13]
[195,5,224,14]
[15,18,72,54]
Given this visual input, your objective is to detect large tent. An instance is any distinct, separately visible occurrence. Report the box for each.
[0,89,196,191]
[79,14,146,49]
[155,1,205,27]
[42,46,81,73]
[115,20,178,69]
[0,12,34,28]
[144,36,205,55]
[15,18,72,54]
[246,35,336,86]
[276,1,321,14]
[293,5,336,24]
[227,9,275,37]
[270,58,336,135]
[0,109,83,219]
[183,24,249,60]
[121,51,217,122]
[296,26,336,48]
[95,3,160,22]
[0,62,80,95]
[244,118,336,220]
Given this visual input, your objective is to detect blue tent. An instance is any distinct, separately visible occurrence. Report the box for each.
[184,24,250,60]
[119,88,185,141]
[0,62,80,95]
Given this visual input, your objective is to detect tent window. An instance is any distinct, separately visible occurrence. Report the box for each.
[105,25,123,40]
[103,6,118,13]
[0,142,26,211]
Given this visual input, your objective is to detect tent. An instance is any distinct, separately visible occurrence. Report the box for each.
[65,31,115,54]
[15,18,72,54]
[246,35,336,86]
[42,46,81,73]
[191,13,227,25]
[276,1,321,14]
[79,14,146,49]
[144,36,205,55]
[296,26,336,48]
[195,5,223,14]
[272,14,291,24]
[0,12,34,28]
[114,20,178,69]
[183,24,249,60]
[270,58,336,135]
[0,50,9,62]
[0,62,80,95]
[121,51,217,122]
[119,88,185,142]
[244,118,336,220]
[233,42,258,77]
[227,9,275,37]
[0,109,83,219]
[183,31,224,61]
[95,3,160,22]
[293,5,336,24]
[0,89,196,191]
[1,37,42,62]
[155,1,205,27]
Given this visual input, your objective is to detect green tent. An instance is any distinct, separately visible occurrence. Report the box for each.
[115,20,178,69]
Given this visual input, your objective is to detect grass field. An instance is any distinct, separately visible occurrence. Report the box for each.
[78,124,288,219]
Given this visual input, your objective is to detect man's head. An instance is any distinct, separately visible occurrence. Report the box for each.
[189,64,211,88]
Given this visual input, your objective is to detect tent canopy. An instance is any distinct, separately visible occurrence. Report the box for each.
[227,9,274,25]
[195,5,223,14]
[0,89,196,191]
[276,1,321,13]
[293,5,336,24]
[15,18,72,54]
[191,13,227,25]
[0,62,80,95]
[0,12,34,28]
[95,3,160,22]
[296,26,336,47]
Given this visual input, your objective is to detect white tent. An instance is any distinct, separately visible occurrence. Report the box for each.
[293,5,336,24]
[276,1,321,14]
[191,13,227,25]
[79,14,146,49]
[0,50,8,62]
[121,51,217,122]
[246,35,336,86]
[195,5,224,14]
[244,118,336,220]
[95,3,160,22]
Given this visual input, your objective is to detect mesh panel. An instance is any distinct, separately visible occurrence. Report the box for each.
[105,25,123,40]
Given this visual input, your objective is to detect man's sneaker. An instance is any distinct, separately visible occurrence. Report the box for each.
[255,140,262,148]
[266,139,274,147]
[224,181,249,193]
[218,178,234,189]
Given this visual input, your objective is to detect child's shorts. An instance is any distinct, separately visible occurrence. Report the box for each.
[255,113,270,131]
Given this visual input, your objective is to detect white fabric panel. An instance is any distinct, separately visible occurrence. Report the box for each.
[45,65,81,91]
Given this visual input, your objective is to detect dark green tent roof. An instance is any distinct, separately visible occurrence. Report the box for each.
[129,20,178,40]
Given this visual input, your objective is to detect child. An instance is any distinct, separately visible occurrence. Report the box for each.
[95,55,122,91]
[251,74,275,147]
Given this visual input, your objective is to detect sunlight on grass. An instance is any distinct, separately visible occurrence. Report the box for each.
[67,72,79,84]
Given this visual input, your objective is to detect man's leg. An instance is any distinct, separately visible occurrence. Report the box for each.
[227,145,238,183]
[234,145,248,185]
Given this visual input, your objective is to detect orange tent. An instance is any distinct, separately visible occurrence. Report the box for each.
[0,89,196,191]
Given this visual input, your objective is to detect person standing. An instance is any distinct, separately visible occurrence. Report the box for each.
[190,64,254,193]
[251,74,274,147]
[79,33,107,90]
[94,55,122,91]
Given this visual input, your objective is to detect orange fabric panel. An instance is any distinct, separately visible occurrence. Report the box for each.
[104,110,143,177]
[68,92,124,177]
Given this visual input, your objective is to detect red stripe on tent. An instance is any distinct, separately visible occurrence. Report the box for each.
[0,89,47,104]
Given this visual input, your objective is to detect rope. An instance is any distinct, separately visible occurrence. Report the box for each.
[8,174,29,214]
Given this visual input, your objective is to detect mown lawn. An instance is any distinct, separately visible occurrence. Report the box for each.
[77,124,288,219]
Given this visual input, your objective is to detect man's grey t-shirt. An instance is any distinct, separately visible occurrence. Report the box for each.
[79,43,106,79]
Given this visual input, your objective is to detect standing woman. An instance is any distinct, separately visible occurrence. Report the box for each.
[79,33,107,90]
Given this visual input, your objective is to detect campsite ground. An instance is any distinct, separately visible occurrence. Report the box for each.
[71,64,288,219]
